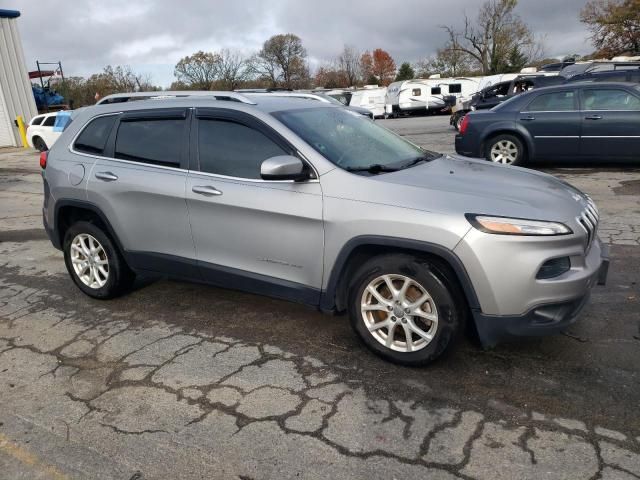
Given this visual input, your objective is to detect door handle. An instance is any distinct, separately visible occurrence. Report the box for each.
[192,185,223,196]
[520,115,535,121]
[95,171,118,182]
[585,115,602,120]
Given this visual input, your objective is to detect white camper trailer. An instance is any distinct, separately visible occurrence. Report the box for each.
[348,86,387,118]
[385,77,484,116]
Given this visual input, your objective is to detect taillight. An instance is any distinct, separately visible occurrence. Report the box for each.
[39,151,48,169]
[459,115,470,135]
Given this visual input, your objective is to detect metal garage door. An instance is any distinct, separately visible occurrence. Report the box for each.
[0,87,16,147]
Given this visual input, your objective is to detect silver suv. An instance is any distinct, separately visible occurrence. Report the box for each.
[41,92,609,365]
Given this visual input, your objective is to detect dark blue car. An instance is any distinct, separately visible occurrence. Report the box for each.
[455,82,640,165]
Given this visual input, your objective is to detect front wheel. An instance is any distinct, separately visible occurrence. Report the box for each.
[347,254,463,366]
[485,134,525,166]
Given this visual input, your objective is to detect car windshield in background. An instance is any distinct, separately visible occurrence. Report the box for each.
[273,107,439,173]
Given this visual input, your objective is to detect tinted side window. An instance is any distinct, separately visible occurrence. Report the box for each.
[74,115,117,155]
[448,84,462,94]
[115,119,184,167]
[198,119,287,179]
[526,91,576,111]
[30,116,44,126]
[431,87,441,95]
[583,89,640,111]
[43,116,56,127]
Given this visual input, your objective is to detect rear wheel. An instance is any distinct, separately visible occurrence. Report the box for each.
[33,136,48,152]
[347,254,463,366]
[63,221,135,299]
[485,134,525,166]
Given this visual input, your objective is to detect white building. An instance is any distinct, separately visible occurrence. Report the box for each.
[0,9,38,147]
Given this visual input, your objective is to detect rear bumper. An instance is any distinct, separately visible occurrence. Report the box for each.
[454,134,483,158]
[473,242,610,347]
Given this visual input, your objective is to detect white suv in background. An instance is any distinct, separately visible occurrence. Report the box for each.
[27,112,62,151]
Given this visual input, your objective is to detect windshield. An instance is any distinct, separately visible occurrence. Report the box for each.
[273,107,438,172]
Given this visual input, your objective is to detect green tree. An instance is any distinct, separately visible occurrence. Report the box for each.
[580,0,640,57]
[395,62,415,81]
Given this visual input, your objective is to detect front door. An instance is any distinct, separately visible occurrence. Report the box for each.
[580,87,640,161]
[518,89,581,161]
[185,108,324,305]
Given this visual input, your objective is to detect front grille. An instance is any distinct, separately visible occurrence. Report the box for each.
[577,197,599,251]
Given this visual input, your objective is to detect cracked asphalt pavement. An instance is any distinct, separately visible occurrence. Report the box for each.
[1,115,639,479]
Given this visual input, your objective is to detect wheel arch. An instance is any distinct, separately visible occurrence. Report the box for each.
[54,199,125,255]
[320,236,481,314]
[481,127,534,161]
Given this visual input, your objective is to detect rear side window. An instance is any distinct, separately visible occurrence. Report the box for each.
[74,115,117,155]
[583,89,640,111]
[198,119,287,179]
[115,119,185,167]
[42,116,56,127]
[526,91,576,111]
[30,116,44,126]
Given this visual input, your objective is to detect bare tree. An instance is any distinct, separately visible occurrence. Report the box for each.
[442,0,541,74]
[174,51,221,90]
[253,34,309,88]
[217,49,250,90]
[338,45,361,86]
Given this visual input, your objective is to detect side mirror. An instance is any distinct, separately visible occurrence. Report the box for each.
[260,155,309,181]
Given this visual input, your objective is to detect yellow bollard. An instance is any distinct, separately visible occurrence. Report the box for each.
[16,115,28,149]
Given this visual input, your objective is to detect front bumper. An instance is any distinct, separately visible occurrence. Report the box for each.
[472,242,610,347]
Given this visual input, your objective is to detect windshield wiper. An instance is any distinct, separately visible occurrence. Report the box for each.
[398,154,438,170]
[345,164,399,174]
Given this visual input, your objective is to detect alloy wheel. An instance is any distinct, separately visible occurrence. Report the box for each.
[360,274,438,353]
[70,233,109,289]
[490,140,518,164]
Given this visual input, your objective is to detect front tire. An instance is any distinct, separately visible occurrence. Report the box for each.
[485,134,525,166]
[347,254,463,366]
[63,221,135,299]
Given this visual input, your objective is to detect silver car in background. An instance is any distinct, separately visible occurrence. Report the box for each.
[41,92,609,365]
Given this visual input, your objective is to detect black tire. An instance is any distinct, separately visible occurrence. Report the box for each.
[347,254,464,366]
[63,221,135,299]
[484,134,526,166]
[33,136,48,152]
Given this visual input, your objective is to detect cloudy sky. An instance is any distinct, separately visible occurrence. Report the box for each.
[11,0,592,87]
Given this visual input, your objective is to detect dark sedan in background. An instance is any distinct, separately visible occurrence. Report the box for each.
[455,82,640,165]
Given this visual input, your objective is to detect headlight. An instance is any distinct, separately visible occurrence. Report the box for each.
[466,214,572,236]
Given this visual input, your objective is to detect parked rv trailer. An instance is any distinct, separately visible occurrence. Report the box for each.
[348,86,387,118]
[385,77,484,116]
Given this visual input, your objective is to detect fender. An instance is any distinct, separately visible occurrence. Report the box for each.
[52,199,125,254]
[319,235,481,313]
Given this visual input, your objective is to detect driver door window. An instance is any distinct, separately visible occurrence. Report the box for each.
[198,119,287,179]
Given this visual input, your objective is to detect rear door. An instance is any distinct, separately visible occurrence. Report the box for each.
[580,86,640,161]
[185,108,324,303]
[86,109,196,275]
[518,89,581,160]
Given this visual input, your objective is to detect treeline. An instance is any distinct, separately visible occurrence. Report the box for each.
[53,0,638,108]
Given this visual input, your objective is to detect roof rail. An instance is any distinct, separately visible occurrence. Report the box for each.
[96,91,257,106]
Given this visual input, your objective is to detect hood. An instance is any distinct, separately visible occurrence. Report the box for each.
[365,155,589,222]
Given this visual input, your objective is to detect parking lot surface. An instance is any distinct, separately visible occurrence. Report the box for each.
[1,115,639,479]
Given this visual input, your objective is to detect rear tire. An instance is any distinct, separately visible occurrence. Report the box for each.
[347,254,463,366]
[63,221,135,299]
[485,134,525,166]
[33,136,48,152]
